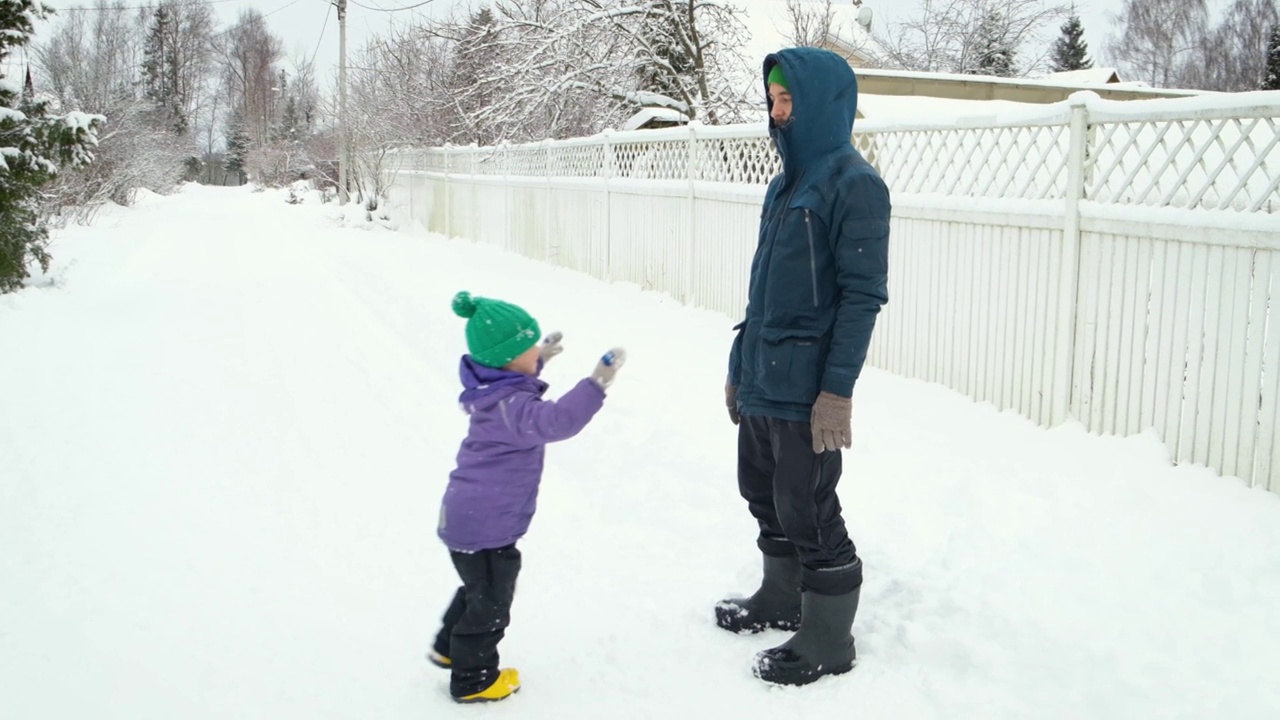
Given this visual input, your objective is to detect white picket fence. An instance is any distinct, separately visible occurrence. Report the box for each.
[382,92,1280,495]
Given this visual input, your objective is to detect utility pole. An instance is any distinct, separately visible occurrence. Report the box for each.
[335,0,349,204]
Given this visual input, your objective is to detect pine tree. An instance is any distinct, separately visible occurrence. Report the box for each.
[1051,14,1093,72]
[1264,24,1280,90]
[1,0,103,293]
[970,10,1018,77]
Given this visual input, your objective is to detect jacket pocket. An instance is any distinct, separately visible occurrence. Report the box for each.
[803,209,818,307]
[754,325,824,404]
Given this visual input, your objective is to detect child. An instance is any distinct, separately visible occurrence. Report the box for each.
[427,291,625,704]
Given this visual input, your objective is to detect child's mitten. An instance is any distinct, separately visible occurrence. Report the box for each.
[540,331,564,363]
[590,348,627,390]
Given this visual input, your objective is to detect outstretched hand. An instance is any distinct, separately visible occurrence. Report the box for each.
[590,348,627,391]
[539,331,564,364]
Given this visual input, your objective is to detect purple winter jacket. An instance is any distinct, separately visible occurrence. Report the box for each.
[437,355,606,552]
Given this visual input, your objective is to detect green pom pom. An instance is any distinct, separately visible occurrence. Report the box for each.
[452,291,477,318]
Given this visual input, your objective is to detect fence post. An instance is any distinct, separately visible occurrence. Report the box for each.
[1051,95,1091,425]
[543,140,554,263]
[686,122,699,305]
[602,130,614,282]
[500,143,509,252]
[444,147,452,239]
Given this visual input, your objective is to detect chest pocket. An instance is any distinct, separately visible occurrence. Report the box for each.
[765,190,830,313]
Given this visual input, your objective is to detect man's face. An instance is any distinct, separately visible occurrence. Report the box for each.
[769,83,792,125]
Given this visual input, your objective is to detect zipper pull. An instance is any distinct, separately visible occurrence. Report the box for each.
[804,209,810,223]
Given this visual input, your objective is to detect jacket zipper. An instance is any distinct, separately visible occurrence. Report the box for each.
[804,209,818,307]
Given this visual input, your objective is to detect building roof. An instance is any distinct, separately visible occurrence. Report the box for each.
[1038,67,1126,85]
[621,106,689,132]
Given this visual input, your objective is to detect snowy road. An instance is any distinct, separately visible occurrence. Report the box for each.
[2,185,1279,719]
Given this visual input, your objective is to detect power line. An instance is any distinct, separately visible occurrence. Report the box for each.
[308,3,333,69]
[348,0,436,12]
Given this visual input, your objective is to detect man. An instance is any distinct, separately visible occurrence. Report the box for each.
[716,47,890,687]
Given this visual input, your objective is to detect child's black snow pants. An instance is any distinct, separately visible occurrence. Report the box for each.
[431,544,522,698]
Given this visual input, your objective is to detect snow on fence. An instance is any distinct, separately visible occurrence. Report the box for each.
[383,91,1280,495]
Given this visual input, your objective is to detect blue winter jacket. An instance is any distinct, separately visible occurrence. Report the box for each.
[728,47,891,422]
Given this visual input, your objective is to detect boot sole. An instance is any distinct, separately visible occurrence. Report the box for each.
[453,686,520,704]
[754,659,857,687]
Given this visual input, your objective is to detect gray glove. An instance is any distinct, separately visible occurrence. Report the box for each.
[811,391,852,453]
[539,331,564,364]
[590,348,627,390]
[725,380,740,425]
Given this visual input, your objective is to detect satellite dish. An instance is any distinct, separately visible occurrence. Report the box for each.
[857,6,873,33]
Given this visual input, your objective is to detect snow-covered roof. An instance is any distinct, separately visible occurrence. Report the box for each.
[621,106,689,132]
[856,93,1040,122]
[1038,68,1124,85]
[850,67,1203,98]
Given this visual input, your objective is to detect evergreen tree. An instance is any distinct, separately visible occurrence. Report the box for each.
[142,4,188,134]
[636,3,697,107]
[1051,14,1093,72]
[444,9,505,144]
[1265,24,1280,90]
[224,114,251,185]
[970,10,1018,77]
[1,0,103,293]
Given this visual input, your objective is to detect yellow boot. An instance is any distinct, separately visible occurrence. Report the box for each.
[427,650,451,669]
[454,669,520,704]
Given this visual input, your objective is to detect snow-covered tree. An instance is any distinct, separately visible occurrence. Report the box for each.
[217,8,284,148]
[1050,13,1091,72]
[224,113,250,185]
[876,0,1066,75]
[1265,25,1280,90]
[590,0,754,125]
[785,0,835,48]
[418,0,752,142]
[141,1,213,134]
[35,4,193,209]
[1,0,103,293]
[1107,0,1208,88]
[970,9,1018,76]
[1192,0,1280,91]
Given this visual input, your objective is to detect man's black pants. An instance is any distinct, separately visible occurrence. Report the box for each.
[738,414,862,595]
[431,544,522,698]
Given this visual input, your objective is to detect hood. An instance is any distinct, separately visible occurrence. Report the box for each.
[458,355,545,410]
[763,47,859,174]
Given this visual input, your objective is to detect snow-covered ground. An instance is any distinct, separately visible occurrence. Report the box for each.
[3,185,1280,719]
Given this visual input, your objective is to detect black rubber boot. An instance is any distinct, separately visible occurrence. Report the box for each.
[752,587,860,686]
[714,554,802,633]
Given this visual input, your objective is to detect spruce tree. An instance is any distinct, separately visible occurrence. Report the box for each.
[1,0,102,293]
[224,115,251,185]
[142,4,187,134]
[1052,14,1094,72]
[970,10,1018,77]
[1264,24,1280,90]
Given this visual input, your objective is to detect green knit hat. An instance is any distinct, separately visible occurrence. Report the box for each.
[767,63,788,91]
[452,291,541,368]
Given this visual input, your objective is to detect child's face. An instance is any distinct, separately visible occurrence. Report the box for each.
[505,345,540,376]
